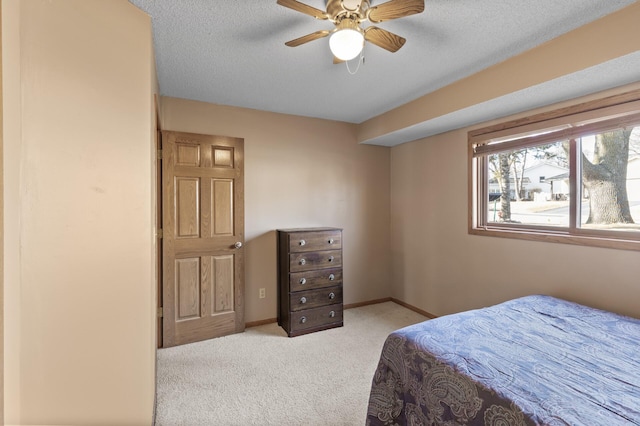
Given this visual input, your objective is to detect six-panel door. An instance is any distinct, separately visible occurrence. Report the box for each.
[162,131,244,347]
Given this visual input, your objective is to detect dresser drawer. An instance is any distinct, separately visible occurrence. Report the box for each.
[290,285,342,312]
[290,305,343,332]
[289,268,342,292]
[287,230,342,253]
[289,250,342,272]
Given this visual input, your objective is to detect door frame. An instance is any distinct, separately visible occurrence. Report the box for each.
[155,101,162,349]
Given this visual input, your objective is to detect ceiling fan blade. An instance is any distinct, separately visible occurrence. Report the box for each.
[367,0,424,23]
[364,26,406,52]
[285,30,331,47]
[333,56,345,64]
[276,0,329,20]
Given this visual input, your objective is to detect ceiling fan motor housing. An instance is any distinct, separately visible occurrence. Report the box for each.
[335,17,363,33]
[326,0,370,22]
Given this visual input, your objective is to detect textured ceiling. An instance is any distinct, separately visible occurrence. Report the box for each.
[130,0,637,144]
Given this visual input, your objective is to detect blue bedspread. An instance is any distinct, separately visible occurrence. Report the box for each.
[366,295,640,425]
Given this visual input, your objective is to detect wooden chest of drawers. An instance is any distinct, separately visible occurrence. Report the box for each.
[277,228,343,337]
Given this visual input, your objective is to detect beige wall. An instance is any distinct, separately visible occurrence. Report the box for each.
[161,98,391,322]
[390,82,640,319]
[3,0,21,422]
[3,1,156,424]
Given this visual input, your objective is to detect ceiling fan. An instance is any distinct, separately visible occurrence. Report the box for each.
[277,0,425,62]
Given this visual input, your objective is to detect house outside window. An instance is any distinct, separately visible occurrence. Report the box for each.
[469,90,640,251]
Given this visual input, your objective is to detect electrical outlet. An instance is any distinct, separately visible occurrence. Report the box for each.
[259,288,266,299]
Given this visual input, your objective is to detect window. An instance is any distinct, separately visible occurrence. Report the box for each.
[469,90,640,251]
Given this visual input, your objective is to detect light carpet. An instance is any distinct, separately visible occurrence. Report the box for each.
[155,301,428,426]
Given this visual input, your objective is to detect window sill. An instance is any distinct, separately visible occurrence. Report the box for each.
[469,226,640,252]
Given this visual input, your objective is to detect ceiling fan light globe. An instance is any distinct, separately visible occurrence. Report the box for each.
[329,29,364,61]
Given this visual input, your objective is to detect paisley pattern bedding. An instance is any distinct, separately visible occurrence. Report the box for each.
[366,295,640,425]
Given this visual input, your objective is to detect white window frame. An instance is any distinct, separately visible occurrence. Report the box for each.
[469,89,640,251]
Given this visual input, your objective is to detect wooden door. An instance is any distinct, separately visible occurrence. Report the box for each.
[161,130,244,347]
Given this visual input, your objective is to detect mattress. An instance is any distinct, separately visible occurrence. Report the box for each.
[366,295,640,425]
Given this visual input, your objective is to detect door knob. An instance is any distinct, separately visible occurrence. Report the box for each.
[234,241,243,249]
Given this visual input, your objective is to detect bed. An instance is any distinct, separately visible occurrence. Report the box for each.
[366,295,640,425]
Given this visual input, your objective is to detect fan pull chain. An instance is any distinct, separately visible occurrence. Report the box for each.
[346,47,365,75]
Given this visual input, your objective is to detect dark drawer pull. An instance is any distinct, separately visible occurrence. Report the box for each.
[299,277,307,285]
[329,274,335,281]
[300,316,307,324]
[328,256,334,262]
[300,297,307,304]
[329,310,335,318]
[329,292,335,300]
[299,258,306,265]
